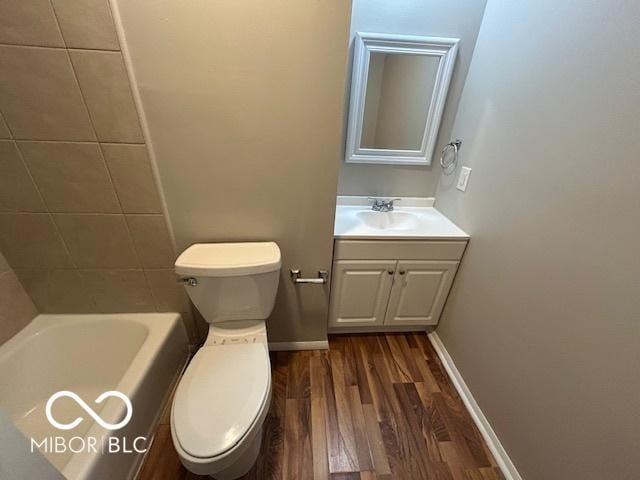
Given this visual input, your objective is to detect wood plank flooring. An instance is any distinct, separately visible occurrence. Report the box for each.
[137,333,504,480]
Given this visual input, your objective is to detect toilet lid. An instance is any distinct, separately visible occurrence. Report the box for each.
[172,343,270,459]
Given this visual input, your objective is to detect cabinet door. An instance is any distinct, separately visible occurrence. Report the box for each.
[329,260,397,328]
[384,260,459,326]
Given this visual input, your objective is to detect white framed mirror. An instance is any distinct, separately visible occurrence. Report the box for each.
[345,33,459,165]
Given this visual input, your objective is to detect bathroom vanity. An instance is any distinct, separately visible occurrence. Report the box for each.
[329,197,468,332]
[332,30,468,333]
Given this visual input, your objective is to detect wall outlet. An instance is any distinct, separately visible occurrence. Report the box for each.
[456,166,472,192]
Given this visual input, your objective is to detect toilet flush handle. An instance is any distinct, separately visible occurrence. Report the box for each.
[177,277,198,287]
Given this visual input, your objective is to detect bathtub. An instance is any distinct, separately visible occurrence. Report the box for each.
[0,313,189,480]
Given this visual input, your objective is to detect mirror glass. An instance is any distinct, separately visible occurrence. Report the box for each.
[360,52,440,151]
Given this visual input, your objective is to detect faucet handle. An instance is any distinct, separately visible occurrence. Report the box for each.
[367,197,384,210]
[367,197,401,211]
[384,198,402,210]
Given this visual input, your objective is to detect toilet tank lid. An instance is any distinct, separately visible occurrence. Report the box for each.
[175,242,281,277]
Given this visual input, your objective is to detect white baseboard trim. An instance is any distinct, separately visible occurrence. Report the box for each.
[268,340,329,351]
[428,332,523,480]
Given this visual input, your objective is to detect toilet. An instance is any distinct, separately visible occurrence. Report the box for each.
[171,242,281,479]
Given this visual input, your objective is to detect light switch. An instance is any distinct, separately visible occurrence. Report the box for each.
[456,166,472,192]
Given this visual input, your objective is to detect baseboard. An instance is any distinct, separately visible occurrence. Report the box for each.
[428,332,523,480]
[268,340,329,351]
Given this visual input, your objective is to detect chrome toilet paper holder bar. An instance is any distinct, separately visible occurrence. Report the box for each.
[290,269,328,284]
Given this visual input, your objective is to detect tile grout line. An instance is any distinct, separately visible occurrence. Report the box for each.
[103,0,123,52]
[0,42,120,52]
[9,139,144,146]
[141,268,162,314]
[0,211,139,216]
[0,7,176,317]
[48,13,116,282]
[0,109,15,139]
[1,5,174,318]
[46,0,67,49]
[12,142,53,214]
[51,12,133,281]
[94,143,158,310]
[62,52,97,144]
[32,4,116,312]
[122,213,159,312]
[9,129,99,310]
[96,144,126,215]
[108,0,180,255]
[11,142,82,273]
[58,14,160,308]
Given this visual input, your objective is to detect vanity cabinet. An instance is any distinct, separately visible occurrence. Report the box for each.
[329,240,467,331]
[383,260,459,325]
[330,260,396,327]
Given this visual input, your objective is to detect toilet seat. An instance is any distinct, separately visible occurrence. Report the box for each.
[171,343,270,460]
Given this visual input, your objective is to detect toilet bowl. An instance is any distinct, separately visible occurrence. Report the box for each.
[171,242,281,479]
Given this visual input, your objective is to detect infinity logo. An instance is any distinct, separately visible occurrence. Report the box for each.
[45,391,133,431]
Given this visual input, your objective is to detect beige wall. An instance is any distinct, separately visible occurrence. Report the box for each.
[434,1,640,479]
[112,0,352,342]
[0,1,196,342]
[338,0,487,197]
[0,251,37,346]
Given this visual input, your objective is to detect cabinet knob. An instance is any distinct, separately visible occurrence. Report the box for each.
[387,269,394,275]
[399,270,406,275]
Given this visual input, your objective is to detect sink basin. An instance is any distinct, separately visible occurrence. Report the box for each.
[356,211,420,230]
[334,200,469,239]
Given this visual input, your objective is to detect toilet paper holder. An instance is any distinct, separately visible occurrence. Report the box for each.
[290,269,328,284]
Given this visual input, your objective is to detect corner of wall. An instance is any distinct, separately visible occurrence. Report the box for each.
[0,251,38,346]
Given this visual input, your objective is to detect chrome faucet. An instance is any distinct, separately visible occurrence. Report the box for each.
[368,197,401,212]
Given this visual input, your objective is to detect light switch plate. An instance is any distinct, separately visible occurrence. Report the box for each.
[456,166,472,192]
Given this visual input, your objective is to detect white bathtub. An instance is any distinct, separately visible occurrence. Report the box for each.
[0,313,189,480]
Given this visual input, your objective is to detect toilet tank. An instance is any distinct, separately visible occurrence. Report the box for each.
[175,243,281,323]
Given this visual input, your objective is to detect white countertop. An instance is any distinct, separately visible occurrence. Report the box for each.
[334,196,469,240]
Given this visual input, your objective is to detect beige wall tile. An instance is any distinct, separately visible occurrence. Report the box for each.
[15,269,95,313]
[0,46,95,141]
[51,0,119,50]
[79,269,155,312]
[53,214,139,268]
[0,0,64,47]
[19,141,120,213]
[69,51,143,143]
[0,270,38,345]
[0,251,9,274]
[102,144,161,213]
[145,269,190,312]
[0,213,73,268]
[0,113,10,138]
[0,141,45,212]
[126,215,174,267]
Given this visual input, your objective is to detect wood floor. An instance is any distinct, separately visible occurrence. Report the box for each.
[138,333,504,480]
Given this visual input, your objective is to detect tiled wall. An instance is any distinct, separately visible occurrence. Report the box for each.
[0,0,197,342]
[0,251,38,346]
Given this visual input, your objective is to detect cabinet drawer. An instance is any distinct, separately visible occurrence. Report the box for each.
[334,239,467,261]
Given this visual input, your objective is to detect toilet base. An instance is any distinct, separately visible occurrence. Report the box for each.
[209,426,263,480]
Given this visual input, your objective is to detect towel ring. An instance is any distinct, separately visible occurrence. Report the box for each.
[440,139,462,174]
